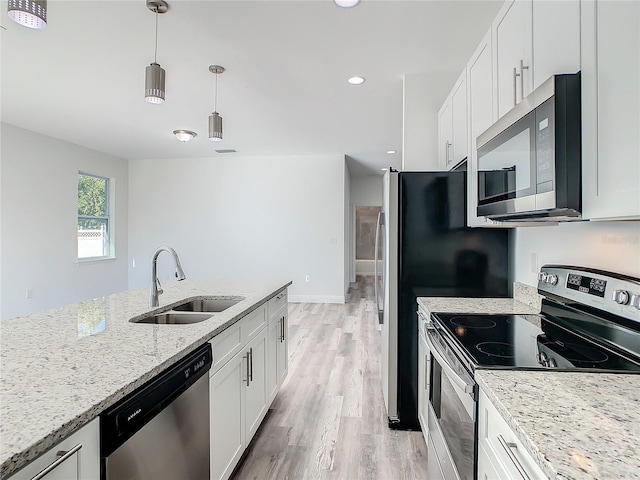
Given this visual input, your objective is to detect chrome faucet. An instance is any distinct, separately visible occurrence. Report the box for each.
[150,246,186,307]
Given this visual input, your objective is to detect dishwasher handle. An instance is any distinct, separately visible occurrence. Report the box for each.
[100,343,212,457]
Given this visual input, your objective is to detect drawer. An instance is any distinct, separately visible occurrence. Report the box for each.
[209,321,243,376]
[242,305,267,343]
[478,389,546,480]
[268,290,287,320]
[8,418,99,480]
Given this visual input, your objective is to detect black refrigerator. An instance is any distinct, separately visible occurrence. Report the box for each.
[376,169,510,430]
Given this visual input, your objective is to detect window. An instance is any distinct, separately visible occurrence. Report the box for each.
[77,173,113,259]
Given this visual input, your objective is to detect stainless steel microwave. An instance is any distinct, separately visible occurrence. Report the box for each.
[476,73,581,222]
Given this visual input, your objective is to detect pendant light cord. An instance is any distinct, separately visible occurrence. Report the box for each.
[154,9,159,63]
[214,71,218,113]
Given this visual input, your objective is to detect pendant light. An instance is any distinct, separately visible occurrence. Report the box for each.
[145,0,168,104]
[7,0,47,29]
[208,65,225,142]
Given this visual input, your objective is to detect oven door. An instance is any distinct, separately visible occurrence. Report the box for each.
[426,326,478,480]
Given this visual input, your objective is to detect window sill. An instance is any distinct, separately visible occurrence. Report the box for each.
[77,256,117,265]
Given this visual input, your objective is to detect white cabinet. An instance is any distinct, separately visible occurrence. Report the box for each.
[477,388,546,480]
[467,28,498,227]
[493,0,533,119]
[438,70,467,170]
[532,0,580,90]
[7,419,99,480]
[209,290,288,480]
[437,100,453,170]
[210,349,246,480]
[581,0,640,220]
[267,292,288,403]
[417,317,429,438]
[244,329,268,441]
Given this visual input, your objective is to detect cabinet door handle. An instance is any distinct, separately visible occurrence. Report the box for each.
[282,316,286,342]
[519,59,529,100]
[31,443,82,480]
[244,353,251,386]
[249,347,253,382]
[445,141,452,165]
[497,435,531,480]
[513,67,520,105]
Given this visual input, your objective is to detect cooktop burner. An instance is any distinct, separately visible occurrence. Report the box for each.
[476,342,514,358]
[449,316,497,329]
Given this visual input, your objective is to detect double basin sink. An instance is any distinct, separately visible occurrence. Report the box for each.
[131,297,245,325]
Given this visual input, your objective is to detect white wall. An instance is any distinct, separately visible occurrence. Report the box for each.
[351,176,382,207]
[128,154,347,303]
[402,72,458,172]
[0,123,129,320]
[514,221,640,286]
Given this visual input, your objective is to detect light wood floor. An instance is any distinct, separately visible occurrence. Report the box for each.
[231,276,429,480]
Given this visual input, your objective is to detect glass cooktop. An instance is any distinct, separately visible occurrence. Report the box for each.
[431,311,640,373]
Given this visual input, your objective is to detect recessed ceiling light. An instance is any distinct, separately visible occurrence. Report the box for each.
[387,150,396,154]
[348,76,365,85]
[334,0,360,7]
[173,130,197,142]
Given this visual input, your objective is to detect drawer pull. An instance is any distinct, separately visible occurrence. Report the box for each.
[497,435,531,480]
[276,292,285,300]
[31,443,82,480]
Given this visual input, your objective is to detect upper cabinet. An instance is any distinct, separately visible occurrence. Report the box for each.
[467,28,496,227]
[493,0,533,119]
[493,0,580,119]
[581,0,640,220]
[438,70,467,170]
[532,1,580,89]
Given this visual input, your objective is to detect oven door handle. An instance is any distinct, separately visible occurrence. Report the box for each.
[426,327,476,400]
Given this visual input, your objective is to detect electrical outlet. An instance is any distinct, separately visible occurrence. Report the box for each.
[132,258,136,268]
[25,289,33,299]
[531,253,539,274]
[305,275,310,283]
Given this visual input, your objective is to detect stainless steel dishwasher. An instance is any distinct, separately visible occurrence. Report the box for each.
[101,343,212,479]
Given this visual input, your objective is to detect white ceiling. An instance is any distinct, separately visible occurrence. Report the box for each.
[1,0,502,175]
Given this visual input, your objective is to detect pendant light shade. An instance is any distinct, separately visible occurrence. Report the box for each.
[145,63,166,104]
[208,65,225,142]
[145,1,168,104]
[7,0,47,29]
[209,112,223,142]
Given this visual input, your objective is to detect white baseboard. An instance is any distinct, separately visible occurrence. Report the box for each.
[288,295,346,304]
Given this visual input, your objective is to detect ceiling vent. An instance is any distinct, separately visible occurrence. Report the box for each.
[215,149,237,154]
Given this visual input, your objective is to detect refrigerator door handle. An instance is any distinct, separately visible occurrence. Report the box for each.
[374,211,382,323]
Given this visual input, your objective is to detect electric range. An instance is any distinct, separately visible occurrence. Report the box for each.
[424,265,640,480]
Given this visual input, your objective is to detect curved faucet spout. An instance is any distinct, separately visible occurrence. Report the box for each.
[150,246,186,307]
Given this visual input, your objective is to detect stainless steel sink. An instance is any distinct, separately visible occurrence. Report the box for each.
[133,312,214,325]
[172,297,245,313]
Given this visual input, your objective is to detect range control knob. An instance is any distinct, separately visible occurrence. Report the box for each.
[538,272,548,283]
[612,290,630,305]
[546,274,558,286]
[547,358,557,368]
[537,352,548,366]
[630,293,640,310]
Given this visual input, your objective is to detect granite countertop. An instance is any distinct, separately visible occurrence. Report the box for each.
[476,370,640,480]
[0,279,291,478]
[417,284,640,479]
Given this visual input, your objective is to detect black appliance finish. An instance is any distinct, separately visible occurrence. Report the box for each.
[101,343,212,479]
[431,266,640,375]
[426,265,640,480]
[476,73,581,222]
[394,172,510,430]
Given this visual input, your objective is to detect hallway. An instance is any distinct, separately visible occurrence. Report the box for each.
[232,277,428,480]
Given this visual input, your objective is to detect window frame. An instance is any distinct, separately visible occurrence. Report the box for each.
[77,172,115,262]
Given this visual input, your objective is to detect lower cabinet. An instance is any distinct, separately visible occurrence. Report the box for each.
[477,388,546,480]
[210,291,288,480]
[7,418,99,480]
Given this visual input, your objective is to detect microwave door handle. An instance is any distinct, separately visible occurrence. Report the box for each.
[426,329,476,400]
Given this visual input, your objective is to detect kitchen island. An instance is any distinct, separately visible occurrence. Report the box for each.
[418,292,640,480]
[0,279,291,478]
